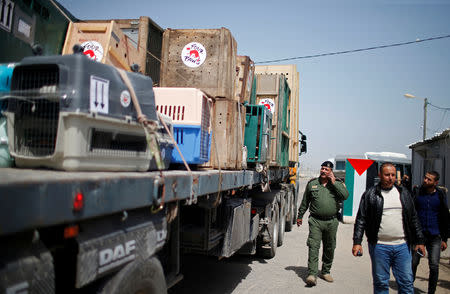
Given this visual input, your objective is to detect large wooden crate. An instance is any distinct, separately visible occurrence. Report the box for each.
[78,17,164,84]
[201,99,246,170]
[62,21,142,72]
[255,74,290,167]
[234,56,255,103]
[255,65,299,165]
[160,28,237,99]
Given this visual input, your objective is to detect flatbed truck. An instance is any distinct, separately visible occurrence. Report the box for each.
[0,166,298,293]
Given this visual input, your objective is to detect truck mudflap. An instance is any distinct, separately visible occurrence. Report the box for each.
[75,213,167,288]
[0,239,55,294]
[220,198,251,258]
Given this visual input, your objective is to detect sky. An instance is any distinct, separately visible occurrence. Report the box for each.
[57,0,450,172]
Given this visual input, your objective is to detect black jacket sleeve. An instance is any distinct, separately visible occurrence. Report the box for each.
[353,191,367,245]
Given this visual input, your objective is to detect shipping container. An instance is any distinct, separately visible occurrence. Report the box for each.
[254,74,290,167]
[201,99,246,169]
[160,28,237,99]
[62,20,142,72]
[244,104,272,164]
[79,16,164,84]
[255,65,299,165]
[154,87,212,165]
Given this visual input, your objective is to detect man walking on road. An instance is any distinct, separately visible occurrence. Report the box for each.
[352,162,425,294]
[411,171,449,294]
[297,161,349,286]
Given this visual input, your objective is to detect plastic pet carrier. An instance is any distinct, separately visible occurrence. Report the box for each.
[0,63,15,167]
[4,54,172,171]
[154,87,211,164]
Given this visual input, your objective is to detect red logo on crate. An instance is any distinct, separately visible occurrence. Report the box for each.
[259,98,275,114]
[181,42,206,68]
[81,41,104,62]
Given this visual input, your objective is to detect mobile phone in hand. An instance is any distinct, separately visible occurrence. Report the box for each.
[416,250,423,257]
[357,250,363,257]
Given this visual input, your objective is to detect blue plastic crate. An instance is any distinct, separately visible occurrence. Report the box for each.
[0,63,15,111]
[171,124,211,164]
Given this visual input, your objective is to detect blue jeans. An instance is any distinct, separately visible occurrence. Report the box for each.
[412,234,441,294]
[368,242,414,294]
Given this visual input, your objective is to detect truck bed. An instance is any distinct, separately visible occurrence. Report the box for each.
[0,167,288,236]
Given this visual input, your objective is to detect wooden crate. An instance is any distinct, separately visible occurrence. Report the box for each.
[255,65,299,165]
[234,56,255,103]
[255,74,290,167]
[160,28,237,99]
[201,99,246,170]
[79,17,164,84]
[62,21,141,72]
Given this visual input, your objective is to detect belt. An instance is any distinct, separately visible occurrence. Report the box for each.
[310,214,337,221]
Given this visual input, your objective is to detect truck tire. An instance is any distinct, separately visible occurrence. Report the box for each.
[258,203,279,259]
[285,188,294,232]
[98,256,167,294]
[277,201,285,246]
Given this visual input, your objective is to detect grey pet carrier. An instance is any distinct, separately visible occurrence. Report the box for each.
[4,54,173,171]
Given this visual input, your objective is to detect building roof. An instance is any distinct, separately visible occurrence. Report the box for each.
[408,128,450,149]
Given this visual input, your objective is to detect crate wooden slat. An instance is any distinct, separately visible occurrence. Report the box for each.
[160,28,237,99]
[200,99,246,170]
[234,55,254,103]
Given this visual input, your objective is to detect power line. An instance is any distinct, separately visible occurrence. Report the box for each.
[428,102,450,111]
[255,34,450,64]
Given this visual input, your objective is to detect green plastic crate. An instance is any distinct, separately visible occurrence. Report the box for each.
[244,105,272,164]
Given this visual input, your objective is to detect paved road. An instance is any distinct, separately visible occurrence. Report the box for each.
[169,177,450,294]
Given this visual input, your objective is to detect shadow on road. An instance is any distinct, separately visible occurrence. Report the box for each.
[169,253,253,294]
[285,266,309,284]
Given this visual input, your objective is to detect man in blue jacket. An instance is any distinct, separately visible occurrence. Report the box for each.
[411,171,449,294]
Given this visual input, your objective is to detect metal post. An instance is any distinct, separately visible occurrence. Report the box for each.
[423,98,428,140]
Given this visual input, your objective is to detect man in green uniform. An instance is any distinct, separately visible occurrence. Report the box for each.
[297,161,349,286]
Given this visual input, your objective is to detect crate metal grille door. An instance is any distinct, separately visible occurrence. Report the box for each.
[200,96,211,160]
[10,65,60,157]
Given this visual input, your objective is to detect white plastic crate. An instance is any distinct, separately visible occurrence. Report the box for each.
[153,87,212,164]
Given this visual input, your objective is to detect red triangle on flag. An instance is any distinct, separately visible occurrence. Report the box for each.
[347,158,375,176]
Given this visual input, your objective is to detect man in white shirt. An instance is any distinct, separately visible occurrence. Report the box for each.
[352,163,425,294]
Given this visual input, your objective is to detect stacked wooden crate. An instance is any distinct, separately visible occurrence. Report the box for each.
[62,16,164,83]
[234,56,255,104]
[159,28,245,169]
[63,21,141,72]
[255,65,299,166]
[254,74,290,167]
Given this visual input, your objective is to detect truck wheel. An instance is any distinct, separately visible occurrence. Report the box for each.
[98,256,167,294]
[285,189,294,232]
[258,203,279,259]
[278,202,285,246]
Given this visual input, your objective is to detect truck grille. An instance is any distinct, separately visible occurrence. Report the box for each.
[10,65,60,157]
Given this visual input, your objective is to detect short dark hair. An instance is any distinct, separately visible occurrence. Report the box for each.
[379,162,395,173]
[427,171,440,181]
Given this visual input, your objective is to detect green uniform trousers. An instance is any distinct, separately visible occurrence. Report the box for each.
[307,216,339,276]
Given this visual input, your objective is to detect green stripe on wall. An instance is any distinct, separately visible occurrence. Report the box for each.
[343,160,354,217]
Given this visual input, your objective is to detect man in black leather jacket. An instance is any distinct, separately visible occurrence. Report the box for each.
[352,163,425,294]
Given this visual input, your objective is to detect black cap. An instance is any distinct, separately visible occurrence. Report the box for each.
[321,161,334,169]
